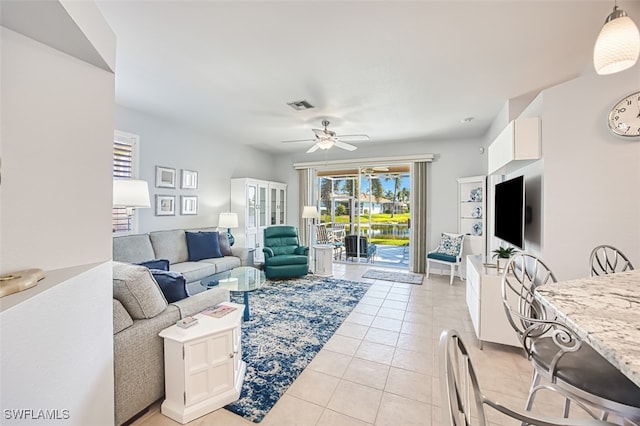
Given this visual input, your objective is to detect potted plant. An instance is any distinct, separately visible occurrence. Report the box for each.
[492,246,518,271]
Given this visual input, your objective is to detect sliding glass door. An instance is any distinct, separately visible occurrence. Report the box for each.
[316,164,411,268]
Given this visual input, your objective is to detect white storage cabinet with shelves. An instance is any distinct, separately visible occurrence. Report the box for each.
[231,178,287,264]
[466,256,520,349]
[269,182,287,226]
[159,303,246,424]
[457,176,487,276]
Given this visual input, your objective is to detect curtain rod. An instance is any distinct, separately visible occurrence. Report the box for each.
[293,154,434,170]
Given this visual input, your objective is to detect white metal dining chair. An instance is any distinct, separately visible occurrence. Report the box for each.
[439,329,615,426]
[589,245,634,277]
[501,253,640,424]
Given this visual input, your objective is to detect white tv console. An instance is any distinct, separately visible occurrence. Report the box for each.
[465,255,520,349]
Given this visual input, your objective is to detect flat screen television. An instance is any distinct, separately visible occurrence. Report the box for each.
[494,175,525,249]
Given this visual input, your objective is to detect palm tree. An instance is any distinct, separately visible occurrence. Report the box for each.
[320,178,333,218]
[385,174,402,217]
[371,176,383,203]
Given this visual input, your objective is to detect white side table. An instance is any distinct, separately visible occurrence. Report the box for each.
[314,244,334,277]
[159,302,246,424]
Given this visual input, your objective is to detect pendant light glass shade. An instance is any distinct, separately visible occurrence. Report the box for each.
[593,6,640,75]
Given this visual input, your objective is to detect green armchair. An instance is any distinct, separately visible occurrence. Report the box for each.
[262,226,309,279]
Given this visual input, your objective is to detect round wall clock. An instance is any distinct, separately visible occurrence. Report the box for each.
[608,91,640,138]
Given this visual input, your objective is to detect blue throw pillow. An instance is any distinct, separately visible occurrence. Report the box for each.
[185,231,223,261]
[151,270,188,303]
[137,258,170,271]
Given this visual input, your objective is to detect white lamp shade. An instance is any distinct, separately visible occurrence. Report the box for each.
[594,12,640,75]
[302,205,320,219]
[113,179,151,208]
[218,212,238,228]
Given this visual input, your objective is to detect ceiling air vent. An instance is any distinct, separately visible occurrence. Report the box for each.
[287,100,314,111]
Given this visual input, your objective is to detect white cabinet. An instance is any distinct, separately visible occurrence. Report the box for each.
[466,256,520,349]
[458,176,486,276]
[488,117,540,175]
[231,178,287,263]
[159,303,246,424]
[269,182,287,226]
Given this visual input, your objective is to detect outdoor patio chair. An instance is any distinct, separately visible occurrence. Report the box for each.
[344,235,376,263]
[316,224,343,260]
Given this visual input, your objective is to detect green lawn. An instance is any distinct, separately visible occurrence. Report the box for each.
[320,213,410,246]
[321,213,409,224]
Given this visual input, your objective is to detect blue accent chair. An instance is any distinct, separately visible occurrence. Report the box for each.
[426,233,465,285]
[262,226,309,279]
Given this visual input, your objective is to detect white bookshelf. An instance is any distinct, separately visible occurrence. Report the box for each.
[457,176,487,275]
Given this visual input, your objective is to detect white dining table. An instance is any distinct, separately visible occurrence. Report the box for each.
[534,269,640,388]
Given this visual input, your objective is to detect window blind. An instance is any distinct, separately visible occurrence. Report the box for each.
[112,132,139,233]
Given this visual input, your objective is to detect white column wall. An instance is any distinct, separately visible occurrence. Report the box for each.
[1,28,114,272]
[0,1,116,423]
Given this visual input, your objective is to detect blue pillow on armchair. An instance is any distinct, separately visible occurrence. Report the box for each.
[150,270,189,303]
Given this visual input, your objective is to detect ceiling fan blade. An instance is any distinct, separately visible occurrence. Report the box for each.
[281,138,316,144]
[336,134,370,142]
[306,143,321,153]
[334,141,357,151]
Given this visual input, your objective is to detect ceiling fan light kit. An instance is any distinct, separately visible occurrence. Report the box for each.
[593,3,640,75]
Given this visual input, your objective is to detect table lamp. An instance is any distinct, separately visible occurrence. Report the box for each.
[113,179,151,230]
[218,212,239,246]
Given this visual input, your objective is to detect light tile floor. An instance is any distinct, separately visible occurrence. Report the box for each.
[132,263,594,426]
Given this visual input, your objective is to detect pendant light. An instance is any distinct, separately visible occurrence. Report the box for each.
[593,2,640,75]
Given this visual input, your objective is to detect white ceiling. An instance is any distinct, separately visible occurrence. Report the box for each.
[96,0,640,154]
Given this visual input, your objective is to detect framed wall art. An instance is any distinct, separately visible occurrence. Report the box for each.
[156,166,176,188]
[181,169,198,190]
[156,195,176,216]
[181,195,198,215]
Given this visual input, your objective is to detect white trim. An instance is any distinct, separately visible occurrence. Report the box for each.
[113,130,142,234]
[293,154,434,170]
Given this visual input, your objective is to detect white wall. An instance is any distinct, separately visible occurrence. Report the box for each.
[114,106,278,233]
[486,66,640,280]
[1,28,114,272]
[279,137,487,251]
[1,263,114,426]
[541,69,640,280]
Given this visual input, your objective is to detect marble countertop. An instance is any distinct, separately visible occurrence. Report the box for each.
[535,269,640,388]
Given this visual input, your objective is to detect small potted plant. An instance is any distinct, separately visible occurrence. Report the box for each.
[492,246,518,271]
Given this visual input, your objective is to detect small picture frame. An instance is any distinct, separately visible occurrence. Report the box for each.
[156,166,176,188]
[181,169,198,190]
[156,195,176,216]
[181,196,198,215]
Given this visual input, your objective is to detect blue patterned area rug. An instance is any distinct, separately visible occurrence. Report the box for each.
[362,269,424,285]
[225,276,371,423]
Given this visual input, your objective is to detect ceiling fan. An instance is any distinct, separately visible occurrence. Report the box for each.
[282,120,370,153]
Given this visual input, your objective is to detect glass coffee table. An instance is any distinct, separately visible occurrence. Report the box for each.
[201,266,266,321]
